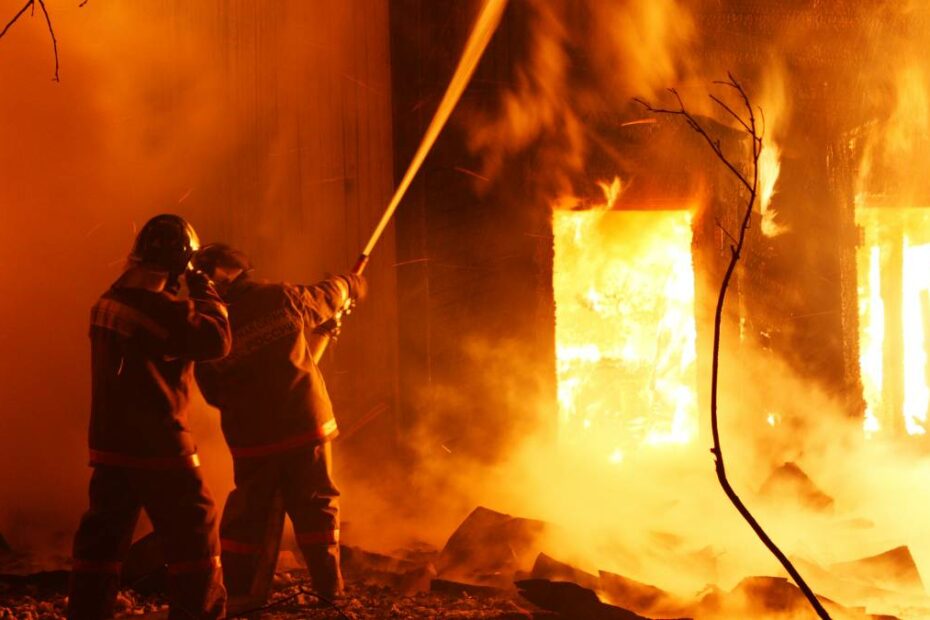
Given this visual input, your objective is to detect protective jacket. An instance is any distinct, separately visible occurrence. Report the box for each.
[71,271,230,620]
[88,275,231,466]
[195,275,349,458]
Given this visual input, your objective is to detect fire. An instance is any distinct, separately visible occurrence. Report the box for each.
[553,181,698,460]
[856,207,930,437]
[757,143,784,237]
[756,64,787,238]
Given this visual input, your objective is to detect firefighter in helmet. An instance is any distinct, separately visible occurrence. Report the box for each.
[69,214,231,619]
[191,243,365,605]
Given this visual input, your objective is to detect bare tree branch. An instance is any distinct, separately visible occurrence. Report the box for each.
[714,217,738,245]
[635,77,832,620]
[709,94,752,134]
[633,90,753,192]
[0,1,32,40]
[0,0,63,82]
[35,0,57,81]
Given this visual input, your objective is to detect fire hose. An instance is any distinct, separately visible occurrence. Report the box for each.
[308,0,509,363]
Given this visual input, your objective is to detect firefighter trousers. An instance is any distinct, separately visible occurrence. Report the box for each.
[219,441,341,603]
[68,465,226,619]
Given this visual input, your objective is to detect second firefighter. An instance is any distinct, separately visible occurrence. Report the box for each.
[192,244,365,604]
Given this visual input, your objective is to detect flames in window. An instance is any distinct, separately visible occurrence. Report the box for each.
[857,207,930,437]
[553,183,699,461]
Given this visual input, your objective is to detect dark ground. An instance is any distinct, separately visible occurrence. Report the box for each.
[0,570,545,620]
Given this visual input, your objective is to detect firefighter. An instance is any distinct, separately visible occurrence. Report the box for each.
[69,214,231,620]
[191,243,365,605]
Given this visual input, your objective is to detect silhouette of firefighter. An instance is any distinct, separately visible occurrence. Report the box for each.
[192,243,365,604]
[69,215,231,619]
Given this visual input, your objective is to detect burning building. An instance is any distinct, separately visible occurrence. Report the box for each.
[4,0,930,618]
[389,0,930,617]
[392,0,930,452]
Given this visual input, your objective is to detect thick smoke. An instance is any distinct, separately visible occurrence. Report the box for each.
[0,1,233,549]
[0,0,396,556]
[347,1,930,618]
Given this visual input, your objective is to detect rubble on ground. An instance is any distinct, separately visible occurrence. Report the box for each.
[759,462,835,513]
[2,506,929,618]
[436,507,551,589]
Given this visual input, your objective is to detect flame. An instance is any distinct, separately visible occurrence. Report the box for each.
[855,64,930,203]
[856,208,930,437]
[553,180,698,459]
[883,65,929,161]
[757,143,784,237]
[902,239,930,435]
[596,177,623,211]
[756,64,788,238]
[858,243,885,436]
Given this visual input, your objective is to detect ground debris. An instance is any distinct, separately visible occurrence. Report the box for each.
[597,570,690,618]
[530,554,599,592]
[437,507,551,589]
[694,576,892,620]
[759,462,835,513]
[831,546,925,597]
[4,504,930,619]
[515,578,673,620]
[227,573,533,619]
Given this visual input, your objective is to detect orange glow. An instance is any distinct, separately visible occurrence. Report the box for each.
[757,143,783,237]
[756,64,787,238]
[553,181,698,460]
[857,207,930,437]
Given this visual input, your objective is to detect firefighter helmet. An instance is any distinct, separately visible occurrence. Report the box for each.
[129,214,201,276]
[192,243,252,278]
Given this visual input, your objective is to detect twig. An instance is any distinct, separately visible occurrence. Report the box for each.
[0,0,62,82]
[714,217,738,245]
[634,89,753,192]
[0,1,31,40]
[35,0,57,81]
[635,76,832,620]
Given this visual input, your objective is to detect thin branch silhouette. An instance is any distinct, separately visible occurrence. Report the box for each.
[0,0,62,81]
[0,1,31,39]
[635,74,832,620]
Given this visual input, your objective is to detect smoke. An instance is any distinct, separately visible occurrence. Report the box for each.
[465,0,695,201]
[0,1,231,547]
[7,2,930,617]
[465,0,584,198]
[850,2,930,208]
[343,1,930,617]
[343,288,930,616]
[0,0,396,553]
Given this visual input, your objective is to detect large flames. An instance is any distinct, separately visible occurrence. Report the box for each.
[857,207,930,437]
[553,182,699,461]
[554,191,930,446]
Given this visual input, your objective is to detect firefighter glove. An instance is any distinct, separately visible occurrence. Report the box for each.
[340,274,367,302]
[185,269,217,299]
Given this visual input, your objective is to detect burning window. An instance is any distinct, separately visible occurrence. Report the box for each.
[553,202,699,461]
[857,207,930,437]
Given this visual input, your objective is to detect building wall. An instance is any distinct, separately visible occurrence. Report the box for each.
[391,0,559,462]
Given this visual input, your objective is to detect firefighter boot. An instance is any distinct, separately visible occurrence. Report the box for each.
[300,542,343,599]
[67,571,120,620]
